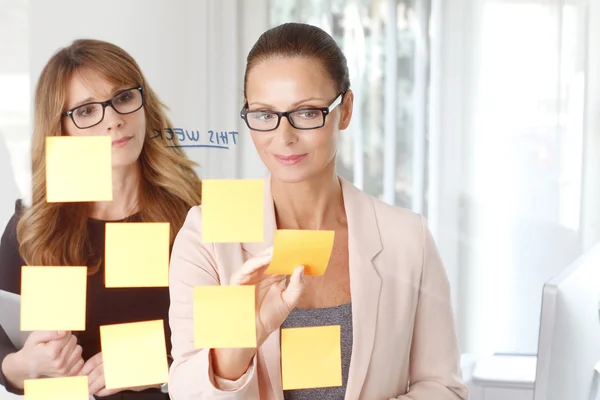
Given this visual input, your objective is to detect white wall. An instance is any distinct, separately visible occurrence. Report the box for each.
[582,0,600,251]
[28,0,267,202]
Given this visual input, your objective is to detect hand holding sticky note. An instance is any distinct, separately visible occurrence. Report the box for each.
[104,222,170,288]
[100,320,169,390]
[194,285,256,348]
[45,136,112,202]
[281,325,342,390]
[21,266,87,331]
[24,376,89,400]
[201,179,264,243]
[266,230,335,276]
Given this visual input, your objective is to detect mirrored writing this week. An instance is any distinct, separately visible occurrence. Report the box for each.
[151,128,239,149]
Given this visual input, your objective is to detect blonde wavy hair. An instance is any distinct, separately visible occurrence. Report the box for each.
[17,39,202,274]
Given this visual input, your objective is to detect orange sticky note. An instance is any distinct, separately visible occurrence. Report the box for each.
[24,376,89,400]
[105,222,170,288]
[194,286,256,348]
[46,136,112,202]
[281,326,342,390]
[201,179,264,243]
[21,266,87,331]
[266,230,335,276]
[100,320,169,390]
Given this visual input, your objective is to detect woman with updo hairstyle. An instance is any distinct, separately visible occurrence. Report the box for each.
[168,23,468,400]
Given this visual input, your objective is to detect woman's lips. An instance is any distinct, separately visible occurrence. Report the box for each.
[112,136,133,148]
[273,154,307,165]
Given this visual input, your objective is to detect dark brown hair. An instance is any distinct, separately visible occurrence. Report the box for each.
[243,22,351,97]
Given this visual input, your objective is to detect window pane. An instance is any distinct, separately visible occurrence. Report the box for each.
[461,1,587,354]
[269,0,430,210]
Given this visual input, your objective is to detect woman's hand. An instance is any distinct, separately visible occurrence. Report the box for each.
[78,352,161,397]
[78,352,118,397]
[230,248,306,346]
[4,330,84,387]
[211,248,306,382]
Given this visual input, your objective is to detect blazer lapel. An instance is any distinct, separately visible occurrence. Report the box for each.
[340,178,383,400]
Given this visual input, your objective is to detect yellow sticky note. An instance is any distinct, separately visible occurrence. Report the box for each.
[21,266,87,331]
[105,222,170,288]
[100,320,169,390]
[24,376,89,400]
[46,136,112,202]
[281,326,342,390]
[266,230,335,276]
[194,286,256,348]
[201,179,264,243]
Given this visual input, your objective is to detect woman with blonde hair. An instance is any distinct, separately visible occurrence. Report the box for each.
[0,39,201,399]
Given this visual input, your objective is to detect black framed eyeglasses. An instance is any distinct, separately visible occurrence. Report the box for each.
[240,92,345,132]
[64,86,144,129]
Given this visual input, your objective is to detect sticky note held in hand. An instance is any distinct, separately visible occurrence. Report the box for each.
[194,285,256,348]
[45,136,112,202]
[201,179,264,243]
[100,320,169,390]
[266,230,335,276]
[281,325,342,390]
[20,266,87,331]
[24,376,89,400]
[105,222,170,288]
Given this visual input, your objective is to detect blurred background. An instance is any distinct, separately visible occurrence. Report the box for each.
[1,0,599,399]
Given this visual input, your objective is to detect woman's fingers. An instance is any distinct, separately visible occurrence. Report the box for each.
[241,254,272,275]
[256,246,274,257]
[86,364,105,395]
[259,274,286,289]
[281,266,306,312]
[78,352,102,376]
[58,334,78,361]
[67,356,84,377]
[230,255,272,285]
[236,264,270,285]
[94,387,121,397]
[27,330,67,346]
[65,345,83,375]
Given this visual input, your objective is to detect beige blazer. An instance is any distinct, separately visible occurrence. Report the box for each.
[168,177,469,400]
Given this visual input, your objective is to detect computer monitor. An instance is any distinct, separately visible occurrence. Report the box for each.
[534,242,600,400]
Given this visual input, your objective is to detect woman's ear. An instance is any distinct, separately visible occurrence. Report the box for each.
[338,90,354,130]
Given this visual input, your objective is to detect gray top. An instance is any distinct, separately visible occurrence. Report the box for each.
[281,302,353,400]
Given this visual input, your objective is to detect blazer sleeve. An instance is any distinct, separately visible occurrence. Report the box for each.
[0,200,25,294]
[392,216,469,400]
[168,206,260,400]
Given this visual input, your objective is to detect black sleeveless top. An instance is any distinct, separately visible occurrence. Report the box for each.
[0,200,170,399]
